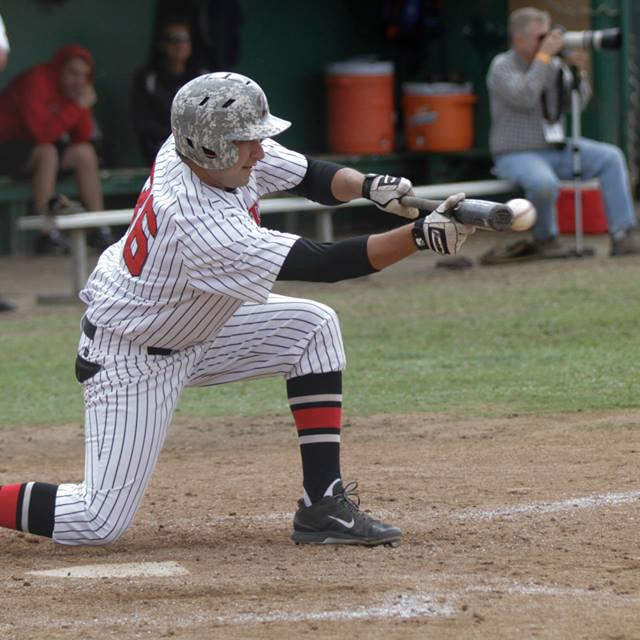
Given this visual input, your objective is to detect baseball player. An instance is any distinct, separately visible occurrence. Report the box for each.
[0,72,473,548]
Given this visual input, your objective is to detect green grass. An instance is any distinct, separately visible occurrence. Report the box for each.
[1,259,638,426]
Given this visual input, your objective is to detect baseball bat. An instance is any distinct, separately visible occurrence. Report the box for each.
[400,195,514,231]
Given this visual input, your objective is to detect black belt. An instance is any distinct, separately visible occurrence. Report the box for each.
[82,317,174,356]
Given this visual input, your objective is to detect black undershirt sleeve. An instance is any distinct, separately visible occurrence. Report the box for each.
[277,236,378,283]
[288,156,345,206]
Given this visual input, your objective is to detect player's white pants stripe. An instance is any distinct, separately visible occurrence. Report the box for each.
[53,294,345,545]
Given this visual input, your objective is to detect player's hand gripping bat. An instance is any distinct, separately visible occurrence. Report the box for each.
[400,195,514,231]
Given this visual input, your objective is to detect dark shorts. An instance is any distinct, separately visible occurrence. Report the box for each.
[0,140,35,178]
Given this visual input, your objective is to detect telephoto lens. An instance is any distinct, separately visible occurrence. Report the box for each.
[562,27,622,51]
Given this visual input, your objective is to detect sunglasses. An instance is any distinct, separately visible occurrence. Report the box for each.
[162,32,190,44]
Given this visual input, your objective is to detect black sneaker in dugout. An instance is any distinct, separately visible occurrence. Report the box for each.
[291,481,401,547]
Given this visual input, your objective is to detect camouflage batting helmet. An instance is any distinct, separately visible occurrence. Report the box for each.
[171,72,291,170]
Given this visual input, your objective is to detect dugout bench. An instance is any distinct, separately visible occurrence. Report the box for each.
[15,178,517,301]
[0,167,150,255]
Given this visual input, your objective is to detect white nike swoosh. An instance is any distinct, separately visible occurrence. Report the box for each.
[328,515,355,529]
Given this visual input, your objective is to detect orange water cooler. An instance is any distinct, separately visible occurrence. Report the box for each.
[325,61,394,154]
[402,83,476,152]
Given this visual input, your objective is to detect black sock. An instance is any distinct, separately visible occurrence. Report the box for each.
[0,482,58,537]
[287,372,342,503]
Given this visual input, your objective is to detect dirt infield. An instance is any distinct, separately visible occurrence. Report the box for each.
[1,234,639,637]
[1,409,639,639]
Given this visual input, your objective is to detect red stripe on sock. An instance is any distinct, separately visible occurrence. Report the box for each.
[292,407,342,431]
[0,484,22,530]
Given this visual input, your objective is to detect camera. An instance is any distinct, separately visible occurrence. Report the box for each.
[561,27,622,51]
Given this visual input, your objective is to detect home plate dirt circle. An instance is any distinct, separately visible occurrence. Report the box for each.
[27,561,189,579]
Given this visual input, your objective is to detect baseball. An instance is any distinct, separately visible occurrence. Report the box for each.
[506,198,537,232]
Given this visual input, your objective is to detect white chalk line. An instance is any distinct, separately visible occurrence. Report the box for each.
[0,592,456,630]
[450,489,640,522]
[3,578,636,633]
[200,489,640,527]
[218,592,457,625]
[218,580,640,627]
[0,592,455,633]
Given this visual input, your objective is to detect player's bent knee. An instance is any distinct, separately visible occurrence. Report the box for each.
[54,518,134,546]
[54,507,136,545]
[315,300,339,325]
[53,485,140,546]
[297,300,346,373]
[313,301,342,340]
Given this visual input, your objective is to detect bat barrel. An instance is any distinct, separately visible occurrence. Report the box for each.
[461,200,513,231]
[400,196,513,231]
[488,205,515,231]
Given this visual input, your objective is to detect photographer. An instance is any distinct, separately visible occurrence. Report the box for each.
[487,6,639,258]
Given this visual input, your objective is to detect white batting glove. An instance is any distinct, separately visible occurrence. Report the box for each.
[413,192,475,255]
[362,174,419,219]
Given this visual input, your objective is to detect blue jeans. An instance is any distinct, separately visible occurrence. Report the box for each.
[493,138,637,241]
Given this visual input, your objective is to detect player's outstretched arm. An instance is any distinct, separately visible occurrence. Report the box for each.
[367,193,472,269]
[332,167,419,219]
[277,194,473,283]
[289,158,417,219]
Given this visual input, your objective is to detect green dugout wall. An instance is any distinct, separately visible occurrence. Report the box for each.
[0,0,633,168]
[0,0,155,168]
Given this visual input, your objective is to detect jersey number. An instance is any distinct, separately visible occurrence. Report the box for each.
[123,176,158,276]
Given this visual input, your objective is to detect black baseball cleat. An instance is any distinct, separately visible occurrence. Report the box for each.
[291,481,401,547]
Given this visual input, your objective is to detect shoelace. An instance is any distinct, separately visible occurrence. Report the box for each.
[336,481,362,513]
[335,481,387,527]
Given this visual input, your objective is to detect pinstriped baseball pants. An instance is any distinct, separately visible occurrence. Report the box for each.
[54,294,346,545]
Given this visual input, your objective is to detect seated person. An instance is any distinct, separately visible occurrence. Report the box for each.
[0,45,112,254]
[487,6,639,258]
[131,19,206,166]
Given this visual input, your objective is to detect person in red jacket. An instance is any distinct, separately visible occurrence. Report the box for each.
[0,45,111,254]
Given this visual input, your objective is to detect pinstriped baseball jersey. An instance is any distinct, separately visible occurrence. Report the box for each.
[80,135,308,350]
